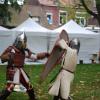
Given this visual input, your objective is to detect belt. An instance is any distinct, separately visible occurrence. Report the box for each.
[61,68,74,74]
[50,67,74,83]
[7,65,23,68]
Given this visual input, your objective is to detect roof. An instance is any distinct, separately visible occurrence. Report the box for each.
[53,20,98,38]
[11,18,51,35]
[88,17,99,26]
[28,0,40,5]
[27,0,76,6]
[0,26,9,31]
[38,0,56,6]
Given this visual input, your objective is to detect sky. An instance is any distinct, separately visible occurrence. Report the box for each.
[0,0,24,5]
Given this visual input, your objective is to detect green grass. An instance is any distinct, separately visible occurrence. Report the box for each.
[0,64,100,100]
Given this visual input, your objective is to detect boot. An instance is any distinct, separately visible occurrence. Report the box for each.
[53,96,59,100]
[0,89,11,100]
[27,89,36,100]
[67,96,73,100]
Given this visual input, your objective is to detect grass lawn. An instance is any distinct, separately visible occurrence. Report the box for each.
[0,64,100,100]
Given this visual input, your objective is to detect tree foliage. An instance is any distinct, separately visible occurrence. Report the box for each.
[0,0,22,25]
[80,0,100,25]
[67,6,76,21]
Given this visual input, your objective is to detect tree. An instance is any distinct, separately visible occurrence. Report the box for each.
[57,0,76,23]
[80,0,100,26]
[57,0,89,26]
[66,6,76,21]
[0,0,22,25]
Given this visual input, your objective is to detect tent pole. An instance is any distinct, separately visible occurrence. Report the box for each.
[47,33,51,52]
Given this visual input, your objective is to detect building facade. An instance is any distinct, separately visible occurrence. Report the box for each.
[4,0,98,29]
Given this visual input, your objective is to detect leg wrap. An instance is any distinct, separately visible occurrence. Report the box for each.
[0,83,14,100]
[27,88,36,100]
[0,89,11,100]
[60,96,72,100]
[20,73,36,100]
[53,96,59,100]
[67,96,72,100]
[6,83,15,92]
[53,95,67,100]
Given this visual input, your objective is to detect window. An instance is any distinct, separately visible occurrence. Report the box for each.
[75,11,86,27]
[27,10,40,23]
[46,13,53,24]
[75,17,86,27]
[59,11,67,25]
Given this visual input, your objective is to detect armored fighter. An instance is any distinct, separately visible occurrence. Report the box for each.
[40,30,80,100]
[0,32,49,100]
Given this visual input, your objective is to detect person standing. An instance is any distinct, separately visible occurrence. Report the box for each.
[0,32,49,100]
[48,38,80,100]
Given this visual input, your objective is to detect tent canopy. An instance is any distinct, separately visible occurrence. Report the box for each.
[0,26,9,31]
[53,20,98,38]
[51,20,99,63]
[11,18,52,53]
[11,18,51,36]
[0,26,10,36]
[0,26,13,55]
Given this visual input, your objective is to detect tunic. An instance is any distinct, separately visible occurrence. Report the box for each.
[49,39,77,99]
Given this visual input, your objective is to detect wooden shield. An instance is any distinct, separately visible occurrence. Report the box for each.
[40,30,69,82]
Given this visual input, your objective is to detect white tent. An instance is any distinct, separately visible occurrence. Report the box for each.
[53,20,98,38]
[51,20,99,64]
[0,26,12,55]
[0,26,9,31]
[11,18,52,53]
[12,18,51,36]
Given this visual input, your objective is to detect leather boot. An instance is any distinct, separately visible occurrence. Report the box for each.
[27,89,36,100]
[53,96,59,100]
[67,96,73,100]
[0,89,11,100]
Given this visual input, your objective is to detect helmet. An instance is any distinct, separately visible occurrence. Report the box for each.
[69,38,80,54]
[13,32,27,50]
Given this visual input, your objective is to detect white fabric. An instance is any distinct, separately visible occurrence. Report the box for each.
[11,18,51,36]
[7,68,29,84]
[0,27,13,56]
[49,70,74,99]
[53,20,99,38]
[63,47,77,72]
[13,68,20,84]
[0,26,9,31]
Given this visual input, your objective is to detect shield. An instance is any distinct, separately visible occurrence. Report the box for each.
[40,30,69,82]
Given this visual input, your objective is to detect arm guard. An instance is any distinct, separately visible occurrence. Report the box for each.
[37,52,50,60]
[0,53,10,63]
[0,46,14,64]
[25,48,32,58]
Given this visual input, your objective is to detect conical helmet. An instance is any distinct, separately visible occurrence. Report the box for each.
[13,32,27,49]
[69,38,80,54]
